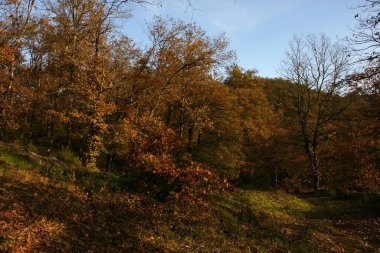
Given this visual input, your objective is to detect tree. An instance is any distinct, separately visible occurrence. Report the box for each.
[281,34,351,191]
[40,0,160,169]
[346,0,380,190]
[351,0,380,137]
[352,0,380,73]
[128,17,234,153]
[0,0,37,135]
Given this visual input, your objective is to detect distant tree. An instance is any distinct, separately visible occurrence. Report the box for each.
[197,65,276,181]
[352,0,380,73]
[351,0,380,136]
[347,0,380,190]
[354,4,380,113]
[130,17,234,152]
[281,34,351,191]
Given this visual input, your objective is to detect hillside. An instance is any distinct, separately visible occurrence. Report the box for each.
[1,143,379,252]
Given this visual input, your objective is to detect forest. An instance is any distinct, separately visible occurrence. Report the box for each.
[0,0,379,252]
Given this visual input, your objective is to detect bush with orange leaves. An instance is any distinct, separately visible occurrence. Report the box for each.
[118,114,228,202]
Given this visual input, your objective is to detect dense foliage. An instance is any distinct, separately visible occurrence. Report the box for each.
[0,0,379,194]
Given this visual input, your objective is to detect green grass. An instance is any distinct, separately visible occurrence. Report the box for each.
[0,149,36,170]
[245,190,314,214]
[0,146,125,193]
[0,147,39,180]
[56,148,82,168]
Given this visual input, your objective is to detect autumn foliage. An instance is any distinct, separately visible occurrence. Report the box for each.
[0,0,379,198]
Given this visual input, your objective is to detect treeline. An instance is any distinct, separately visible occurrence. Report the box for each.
[0,0,379,193]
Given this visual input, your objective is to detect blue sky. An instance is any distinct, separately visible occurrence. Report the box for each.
[121,0,362,78]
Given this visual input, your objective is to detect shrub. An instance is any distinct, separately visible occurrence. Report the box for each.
[57,148,82,168]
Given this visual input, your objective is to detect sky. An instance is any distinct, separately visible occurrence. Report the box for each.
[121,0,363,78]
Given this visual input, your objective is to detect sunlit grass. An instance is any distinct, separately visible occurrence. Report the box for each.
[238,190,314,216]
[0,148,36,170]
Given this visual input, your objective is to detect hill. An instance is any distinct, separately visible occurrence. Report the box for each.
[0,142,379,252]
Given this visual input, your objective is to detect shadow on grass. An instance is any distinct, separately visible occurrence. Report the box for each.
[0,175,164,252]
[302,193,380,252]
[211,190,380,253]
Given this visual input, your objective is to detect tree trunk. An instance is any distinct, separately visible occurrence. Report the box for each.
[165,104,172,125]
[187,126,193,153]
[306,147,321,191]
[274,166,278,188]
[105,145,114,172]
[27,78,41,144]
[312,151,321,191]
[46,122,53,154]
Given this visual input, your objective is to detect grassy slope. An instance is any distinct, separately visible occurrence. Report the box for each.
[0,143,379,252]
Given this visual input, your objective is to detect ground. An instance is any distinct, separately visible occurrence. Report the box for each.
[0,143,379,252]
